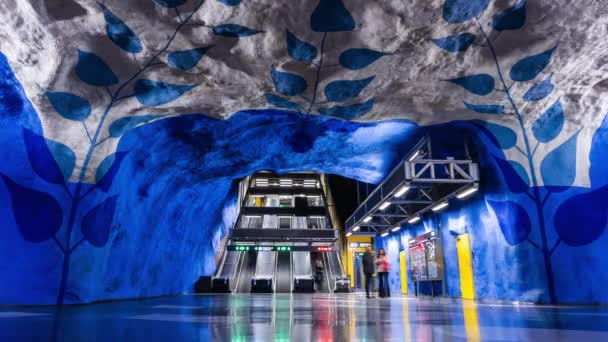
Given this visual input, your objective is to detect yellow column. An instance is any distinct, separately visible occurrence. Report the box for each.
[399,250,408,294]
[456,234,475,299]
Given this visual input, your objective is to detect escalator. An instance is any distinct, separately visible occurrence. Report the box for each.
[251,251,275,293]
[274,252,292,293]
[236,251,257,293]
[292,251,314,292]
[326,251,350,292]
[312,252,330,293]
[212,250,242,292]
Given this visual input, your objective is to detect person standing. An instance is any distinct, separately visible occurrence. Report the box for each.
[362,247,375,298]
[376,248,391,298]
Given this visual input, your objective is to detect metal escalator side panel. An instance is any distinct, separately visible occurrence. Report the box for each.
[323,252,334,293]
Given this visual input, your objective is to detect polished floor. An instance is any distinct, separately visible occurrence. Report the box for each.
[1,293,608,341]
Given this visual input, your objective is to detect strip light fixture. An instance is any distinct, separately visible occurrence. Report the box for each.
[379,201,391,210]
[456,185,479,199]
[408,150,420,161]
[346,232,352,237]
[380,231,389,237]
[353,226,360,232]
[408,216,421,224]
[363,216,372,223]
[432,201,449,212]
[394,185,410,197]
[391,226,401,232]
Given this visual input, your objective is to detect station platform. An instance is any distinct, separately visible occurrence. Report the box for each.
[2,294,608,341]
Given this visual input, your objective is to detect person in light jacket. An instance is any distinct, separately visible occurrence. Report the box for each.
[375,248,391,298]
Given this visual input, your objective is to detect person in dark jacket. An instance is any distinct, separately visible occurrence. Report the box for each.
[362,247,375,298]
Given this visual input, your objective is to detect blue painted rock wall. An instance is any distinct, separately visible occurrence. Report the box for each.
[1,50,608,305]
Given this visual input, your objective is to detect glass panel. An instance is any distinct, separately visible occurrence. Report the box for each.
[307,216,326,229]
[262,215,277,228]
[279,196,293,208]
[293,216,307,228]
[241,216,262,228]
[306,196,324,207]
[266,195,279,207]
[278,217,291,229]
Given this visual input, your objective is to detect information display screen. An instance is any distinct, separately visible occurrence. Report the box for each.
[408,230,444,281]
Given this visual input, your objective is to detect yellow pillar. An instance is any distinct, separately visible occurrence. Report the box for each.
[456,234,475,299]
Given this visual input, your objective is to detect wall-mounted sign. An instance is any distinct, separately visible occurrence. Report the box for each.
[408,230,444,281]
[349,242,371,248]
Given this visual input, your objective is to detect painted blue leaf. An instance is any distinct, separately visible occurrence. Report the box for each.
[153,0,188,8]
[217,0,241,5]
[0,174,63,243]
[167,46,213,71]
[99,3,142,53]
[339,48,385,70]
[23,128,66,185]
[554,185,608,247]
[46,92,91,121]
[286,31,318,62]
[432,33,476,52]
[523,76,554,102]
[492,0,527,31]
[589,112,608,187]
[96,153,116,183]
[487,200,531,245]
[318,98,375,120]
[96,152,128,192]
[443,0,491,23]
[109,115,164,138]
[510,46,557,82]
[478,122,517,149]
[271,66,307,96]
[81,196,118,247]
[265,93,303,110]
[46,139,76,182]
[494,156,529,193]
[464,101,504,114]
[532,99,564,143]
[447,74,494,96]
[212,24,261,37]
[310,0,356,32]
[134,79,197,107]
[76,50,118,87]
[324,76,375,102]
[541,132,578,188]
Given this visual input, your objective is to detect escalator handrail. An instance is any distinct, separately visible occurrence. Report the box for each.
[323,253,333,293]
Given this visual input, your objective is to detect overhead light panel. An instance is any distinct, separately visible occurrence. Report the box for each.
[456,185,479,199]
[379,201,391,210]
[394,185,410,197]
[391,226,401,232]
[380,231,389,237]
[346,232,352,237]
[408,216,421,224]
[432,201,449,212]
[353,226,360,232]
[363,216,372,223]
[408,150,420,162]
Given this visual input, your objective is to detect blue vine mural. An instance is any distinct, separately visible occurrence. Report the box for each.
[264,0,385,120]
[0,0,260,305]
[432,0,605,302]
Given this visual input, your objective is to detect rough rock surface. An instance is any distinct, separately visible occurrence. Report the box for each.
[1,0,607,185]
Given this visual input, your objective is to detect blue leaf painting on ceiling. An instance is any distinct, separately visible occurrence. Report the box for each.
[432,33,476,52]
[265,0,383,120]
[433,0,604,304]
[3,0,260,305]
[167,46,213,71]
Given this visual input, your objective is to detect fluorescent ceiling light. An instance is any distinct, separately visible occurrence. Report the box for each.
[432,201,449,212]
[346,232,352,237]
[391,226,401,232]
[408,150,420,162]
[380,231,389,237]
[408,216,420,224]
[456,186,479,199]
[353,226,360,232]
[363,216,372,223]
[394,185,410,197]
[379,201,391,210]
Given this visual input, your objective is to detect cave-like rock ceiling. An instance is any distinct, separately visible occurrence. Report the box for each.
[1,0,606,181]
